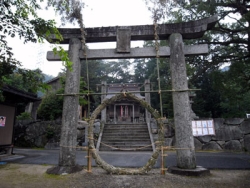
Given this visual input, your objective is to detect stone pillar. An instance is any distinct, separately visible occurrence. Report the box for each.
[101,81,107,123]
[169,33,196,169]
[144,79,151,124]
[59,38,81,167]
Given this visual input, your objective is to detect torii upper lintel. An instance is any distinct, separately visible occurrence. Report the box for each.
[47,15,217,44]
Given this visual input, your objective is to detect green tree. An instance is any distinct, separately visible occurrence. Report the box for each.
[37,90,64,120]
[151,0,250,118]
[38,75,88,120]
[192,70,223,118]
[2,68,49,93]
[0,0,61,99]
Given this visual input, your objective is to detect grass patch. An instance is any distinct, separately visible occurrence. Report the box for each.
[0,163,19,170]
[41,164,50,166]
[43,173,69,180]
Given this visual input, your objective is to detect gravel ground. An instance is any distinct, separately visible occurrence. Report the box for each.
[0,164,250,188]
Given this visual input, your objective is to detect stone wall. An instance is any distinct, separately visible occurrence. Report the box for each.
[151,118,250,152]
[14,118,250,152]
[14,119,101,149]
[14,120,62,148]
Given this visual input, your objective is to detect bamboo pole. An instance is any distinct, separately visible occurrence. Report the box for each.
[161,146,165,175]
[87,146,92,173]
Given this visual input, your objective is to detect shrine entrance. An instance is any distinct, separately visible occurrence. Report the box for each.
[101,83,146,124]
[46,15,218,174]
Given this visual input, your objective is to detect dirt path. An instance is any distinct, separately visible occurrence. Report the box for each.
[0,164,249,188]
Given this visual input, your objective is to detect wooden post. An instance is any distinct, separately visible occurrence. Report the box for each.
[169,33,196,169]
[87,146,92,173]
[161,146,165,175]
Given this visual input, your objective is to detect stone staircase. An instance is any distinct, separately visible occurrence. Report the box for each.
[99,123,153,151]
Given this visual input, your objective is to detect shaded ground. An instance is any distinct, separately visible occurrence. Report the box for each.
[0,163,249,188]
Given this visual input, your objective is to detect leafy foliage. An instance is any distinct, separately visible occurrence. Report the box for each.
[147,0,250,118]
[37,74,89,120]
[2,68,49,94]
[16,112,32,120]
[37,90,64,120]
[0,0,62,100]
[0,0,61,62]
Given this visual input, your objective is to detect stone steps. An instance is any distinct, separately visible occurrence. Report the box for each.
[99,123,152,151]
[100,144,152,151]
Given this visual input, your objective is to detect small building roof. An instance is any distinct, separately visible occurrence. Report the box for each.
[105,83,144,99]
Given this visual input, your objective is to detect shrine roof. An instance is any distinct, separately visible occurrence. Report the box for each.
[105,83,145,99]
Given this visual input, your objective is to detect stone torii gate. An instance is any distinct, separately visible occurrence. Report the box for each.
[46,15,217,174]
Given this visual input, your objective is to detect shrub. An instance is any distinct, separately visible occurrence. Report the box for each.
[37,91,63,120]
[16,112,32,120]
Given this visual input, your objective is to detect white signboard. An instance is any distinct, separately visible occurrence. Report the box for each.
[192,120,215,136]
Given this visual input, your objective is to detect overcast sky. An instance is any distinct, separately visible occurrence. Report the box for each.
[8,0,154,77]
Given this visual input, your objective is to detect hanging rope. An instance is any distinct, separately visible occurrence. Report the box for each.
[85,55,90,119]
[153,18,164,118]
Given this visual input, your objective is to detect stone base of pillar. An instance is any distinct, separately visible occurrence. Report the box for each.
[46,164,82,175]
[167,166,210,176]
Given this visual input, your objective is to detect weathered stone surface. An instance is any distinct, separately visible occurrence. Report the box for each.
[194,138,202,150]
[164,123,174,138]
[212,126,243,141]
[216,141,225,148]
[240,139,244,148]
[49,15,218,44]
[163,119,168,124]
[212,127,231,141]
[151,129,158,134]
[170,33,196,169]
[240,120,250,134]
[168,166,210,176]
[77,130,84,139]
[172,136,176,147]
[224,140,242,151]
[47,45,209,60]
[244,134,250,152]
[116,28,131,53]
[150,118,158,130]
[77,121,88,130]
[224,118,244,125]
[213,118,225,130]
[93,121,101,134]
[44,142,60,150]
[196,136,212,143]
[229,126,243,140]
[202,141,222,151]
[165,138,173,147]
[14,120,61,148]
[59,38,81,167]
[152,134,158,142]
[46,165,82,175]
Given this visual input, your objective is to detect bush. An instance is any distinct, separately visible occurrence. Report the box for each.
[37,91,63,120]
[16,112,32,120]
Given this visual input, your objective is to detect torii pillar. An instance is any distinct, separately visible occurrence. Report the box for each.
[169,33,196,169]
[47,38,82,174]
